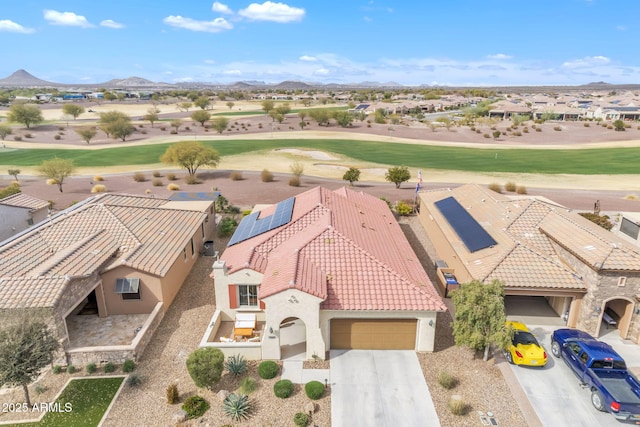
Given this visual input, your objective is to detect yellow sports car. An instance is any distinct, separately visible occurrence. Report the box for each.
[504,321,547,367]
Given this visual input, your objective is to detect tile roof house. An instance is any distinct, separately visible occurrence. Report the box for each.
[0,192,49,242]
[418,184,640,342]
[0,193,216,364]
[211,187,445,360]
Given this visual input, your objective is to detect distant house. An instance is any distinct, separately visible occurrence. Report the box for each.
[0,193,216,364]
[209,187,445,360]
[0,193,49,242]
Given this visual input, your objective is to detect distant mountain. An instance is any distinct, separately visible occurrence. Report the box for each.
[583,81,612,86]
[0,69,62,87]
[99,76,170,88]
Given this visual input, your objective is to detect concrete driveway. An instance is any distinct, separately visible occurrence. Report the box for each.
[330,350,440,427]
[506,324,630,427]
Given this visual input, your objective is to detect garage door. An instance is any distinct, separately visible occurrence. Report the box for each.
[330,319,417,350]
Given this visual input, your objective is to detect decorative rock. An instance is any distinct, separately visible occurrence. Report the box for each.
[173,409,187,423]
[305,401,316,416]
[217,389,229,401]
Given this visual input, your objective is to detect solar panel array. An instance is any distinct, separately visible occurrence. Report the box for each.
[354,104,370,111]
[434,196,497,253]
[228,197,295,246]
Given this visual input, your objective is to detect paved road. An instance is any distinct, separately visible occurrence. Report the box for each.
[330,350,440,427]
[507,325,630,427]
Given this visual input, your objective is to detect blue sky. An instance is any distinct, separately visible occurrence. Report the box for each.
[1,0,639,86]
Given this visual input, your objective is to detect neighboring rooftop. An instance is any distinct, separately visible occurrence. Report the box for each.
[0,192,49,211]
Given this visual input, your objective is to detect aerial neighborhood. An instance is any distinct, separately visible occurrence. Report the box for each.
[1,69,640,427]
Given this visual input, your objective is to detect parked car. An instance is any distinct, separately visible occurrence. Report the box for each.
[503,321,547,366]
[551,328,640,423]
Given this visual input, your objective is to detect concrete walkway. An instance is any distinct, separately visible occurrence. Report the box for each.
[330,350,440,427]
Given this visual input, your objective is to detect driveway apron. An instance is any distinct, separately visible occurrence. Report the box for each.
[330,350,440,427]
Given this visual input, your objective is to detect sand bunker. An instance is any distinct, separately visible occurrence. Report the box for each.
[274,148,338,160]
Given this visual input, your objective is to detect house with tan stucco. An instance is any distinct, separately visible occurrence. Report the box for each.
[0,192,49,242]
[206,186,445,361]
[0,192,217,364]
[418,184,640,342]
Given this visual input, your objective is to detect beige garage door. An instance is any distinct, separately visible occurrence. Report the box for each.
[330,319,417,350]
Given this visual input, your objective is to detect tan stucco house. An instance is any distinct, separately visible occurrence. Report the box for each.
[0,192,49,242]
[0,193,216,364]
[211,186,445,360]
[418,184,640,342]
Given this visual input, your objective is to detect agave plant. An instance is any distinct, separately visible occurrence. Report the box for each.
[223,393,251,421]
[224,354,247,376]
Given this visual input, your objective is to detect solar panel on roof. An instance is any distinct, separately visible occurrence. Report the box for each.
[354,104,370,111]
[434,196,497,253]
[228,197,295,246]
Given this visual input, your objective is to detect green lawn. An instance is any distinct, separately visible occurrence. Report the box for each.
[4,377,124,427]
[1,138,639,174]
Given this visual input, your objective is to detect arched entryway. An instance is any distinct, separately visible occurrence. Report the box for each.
[279,317,307,360]
[597,297,634,339]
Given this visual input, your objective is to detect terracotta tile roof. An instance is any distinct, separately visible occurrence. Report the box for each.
[222,187,445,312]
[0,194,207,309]
[0,276,69,309]
[0,193,49,211]
[93,193,169,208]
[419,184,600,292]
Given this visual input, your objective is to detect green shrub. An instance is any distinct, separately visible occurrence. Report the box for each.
[166,383,179,404]
[261,169,275,182]
[274,379,293,398]
[258,360,279,379]
[225,354,247,377]
[218,217,238,237]
[294,412,309,427]
[504,181,517,192]
[127,374,142,387]
[448,397,469,415]
[182,395,209,419]
[67,365,76,374]
[52,365,63,374]
[104,362,116,373]
[579,212,614,230]
[122,359,135,373]
[133,172,146,182]
[437,371,458,389]
[239,377,257,395]
[395,201,413,216]
[34,385,47,395]
[223,393,250,421]
[488,183,502,193]
[86,363,97,374]
[305,381,324,400]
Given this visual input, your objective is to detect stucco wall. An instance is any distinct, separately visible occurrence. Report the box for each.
[0,205,35,242]
[100,267,162,315]
[212,261,265,321]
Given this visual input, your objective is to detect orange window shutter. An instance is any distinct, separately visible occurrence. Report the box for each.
[259,300,265,310]
[228,285,237,308]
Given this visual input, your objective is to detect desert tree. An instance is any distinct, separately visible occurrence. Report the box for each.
[436,116,453,131]
[333,111,353,128]
[385,165,411,188]
[0,319,59,406]
[109,119,136,141]
[170,119,182,133]
[342,167,361,186]
[143,108,160,127]
[261,99,275,115]
[0,123,12,140]
[191,110,211,127]
[269,110,284,123]
[299,120,307,130]
[62,104,85,120]
[177,102,193,112]
[7,102,44,129]
[194,96,210,110]
[275,103,291,117]
[492,130,501,140]
[160,141,220,178]
[226,101,235,110]
[38,157,76,192]
[308,109,331,126]
[8,168,20,181]
[211,116,229,134]
[614,120,625,132]
[99,110,131,138]
[103,91,117,101]
[75,127,98,144]
[186,347,224,390]
[450,279,512,362]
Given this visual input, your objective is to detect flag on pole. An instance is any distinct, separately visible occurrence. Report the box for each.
[415,170,423,193]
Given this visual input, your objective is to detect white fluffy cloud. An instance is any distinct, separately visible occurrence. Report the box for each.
[487,53,512,60]
[100,19,124,29]
[239,2,305,23]
[0,20,35,34]
[212,2,233,14]
[299,55,316,61]
[163,16,233,33]
[562,56,610,69]
[44,10,92,28]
